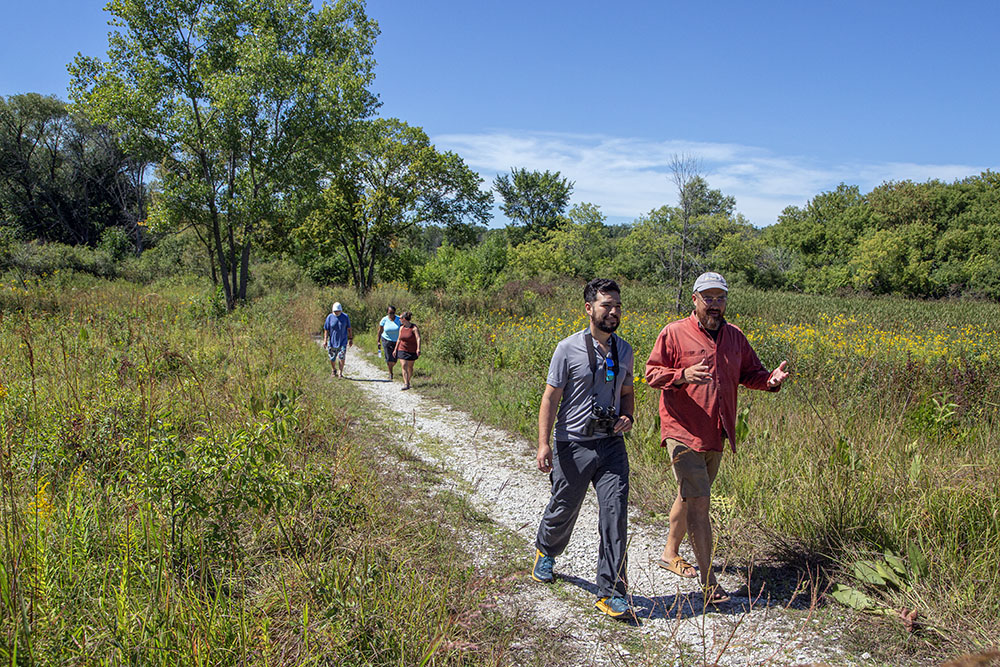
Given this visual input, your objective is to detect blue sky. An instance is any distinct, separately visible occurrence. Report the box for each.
[3,0,997,226]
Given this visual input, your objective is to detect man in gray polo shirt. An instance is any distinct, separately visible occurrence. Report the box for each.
[531,278,636,620]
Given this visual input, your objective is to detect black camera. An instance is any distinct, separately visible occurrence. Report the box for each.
[585,405,618,436]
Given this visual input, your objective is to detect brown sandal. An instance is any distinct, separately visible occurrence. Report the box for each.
[704,586,731,605]
[657,555,698,578]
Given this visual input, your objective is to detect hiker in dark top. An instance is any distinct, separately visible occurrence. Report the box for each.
[396,311,421,390]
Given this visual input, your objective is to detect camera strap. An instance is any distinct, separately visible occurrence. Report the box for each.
[584,331,621,411]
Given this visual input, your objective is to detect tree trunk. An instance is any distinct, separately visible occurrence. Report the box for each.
[669,153,700,315]
[362,251,377,294]
[226,161,239,311]
[210,208,234,311]
[238,226,251,303]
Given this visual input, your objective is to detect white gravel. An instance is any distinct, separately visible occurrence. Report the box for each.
[335,345,851,666]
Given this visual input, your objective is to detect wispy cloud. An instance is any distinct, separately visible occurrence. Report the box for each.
[433,130,989,227]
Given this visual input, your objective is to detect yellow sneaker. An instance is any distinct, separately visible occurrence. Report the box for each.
[595,596,634,619]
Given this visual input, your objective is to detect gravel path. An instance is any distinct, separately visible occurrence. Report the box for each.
[336,346,849,666]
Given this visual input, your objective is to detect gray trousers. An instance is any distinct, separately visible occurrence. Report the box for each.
[535,435,630,598]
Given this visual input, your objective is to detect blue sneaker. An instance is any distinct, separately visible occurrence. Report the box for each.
[595,595,634,619]
[531,550,555,583]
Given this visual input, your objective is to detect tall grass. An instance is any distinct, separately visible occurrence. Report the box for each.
[349,281,1000,657]
[0,276,527,665]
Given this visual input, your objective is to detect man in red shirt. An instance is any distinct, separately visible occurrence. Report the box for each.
[645,272,789,604]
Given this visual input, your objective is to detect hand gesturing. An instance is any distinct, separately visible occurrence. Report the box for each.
[683,358,713,385]
[767,360,790,388]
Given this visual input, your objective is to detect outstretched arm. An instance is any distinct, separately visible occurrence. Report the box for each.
[739,338,787,392]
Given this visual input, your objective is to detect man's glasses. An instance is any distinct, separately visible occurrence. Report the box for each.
[698,295,727,305]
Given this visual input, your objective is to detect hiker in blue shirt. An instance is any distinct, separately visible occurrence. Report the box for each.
[323,302,353,377]
[376,305,402,381]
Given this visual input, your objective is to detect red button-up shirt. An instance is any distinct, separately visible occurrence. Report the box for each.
[645,313,777,453]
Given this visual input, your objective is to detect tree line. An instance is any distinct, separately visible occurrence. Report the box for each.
[0,93,147,251]
[2,0,998,304]
[388,168,999,302]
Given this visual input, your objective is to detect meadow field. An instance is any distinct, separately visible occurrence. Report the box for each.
[342,279,1000,659]
[3,272,999,664]
[0,276,548,665]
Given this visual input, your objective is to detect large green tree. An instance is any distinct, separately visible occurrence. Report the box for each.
[294,118,492,293]
[493,168,573,243]
[70,0,378,310]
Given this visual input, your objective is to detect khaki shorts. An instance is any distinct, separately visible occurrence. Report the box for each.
[666,438,723,499]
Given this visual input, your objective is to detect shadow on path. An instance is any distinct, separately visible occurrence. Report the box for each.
[717,560,831,611]
[558,573,789,621]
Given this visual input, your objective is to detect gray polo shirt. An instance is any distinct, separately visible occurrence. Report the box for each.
[546,329,634,442]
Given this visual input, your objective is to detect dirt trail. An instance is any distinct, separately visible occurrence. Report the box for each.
[336,346,849,666]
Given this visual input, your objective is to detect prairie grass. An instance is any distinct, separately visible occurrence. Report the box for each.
[0,276,539,665]
[347,280,1000,659]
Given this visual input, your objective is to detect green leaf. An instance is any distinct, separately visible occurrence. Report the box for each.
[883,551,908,577]
[78,326,90,342]
[907,543,929,580]
[830,583,872,610]
[851,561,886,586]
[734,405,751,446]
[875,561,903,589]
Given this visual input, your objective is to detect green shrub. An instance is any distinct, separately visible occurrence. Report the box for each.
[246,258,309,298]
[123,231,213,282]
[300,252,352,285]
[3,240,117,278]
[434,324,479,364]
[98,226,133,261]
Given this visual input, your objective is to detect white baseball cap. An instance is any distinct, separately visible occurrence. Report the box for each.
[332,302,343,312]
[692,272,728,293]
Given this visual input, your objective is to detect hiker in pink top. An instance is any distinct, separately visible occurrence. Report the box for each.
[645,272,789,605]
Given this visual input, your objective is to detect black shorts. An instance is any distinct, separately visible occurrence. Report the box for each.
[396,350,418,361]
[382,339,397,363]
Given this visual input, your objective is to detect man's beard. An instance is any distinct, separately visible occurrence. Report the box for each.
[593,313,619,333]
[702,311,723,330]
